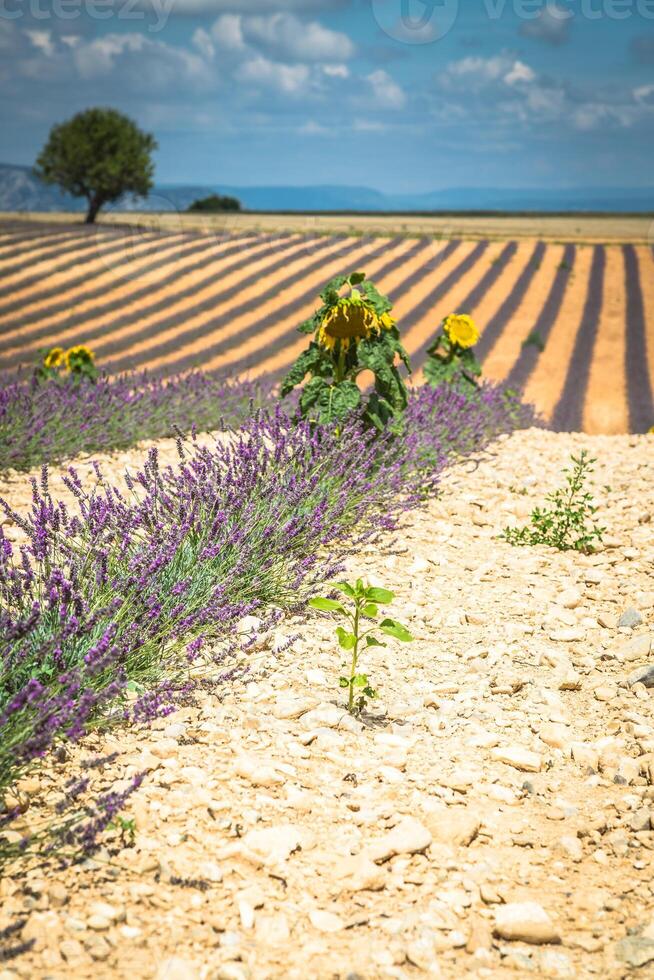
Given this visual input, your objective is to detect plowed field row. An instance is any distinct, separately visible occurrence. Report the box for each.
[1,221,652,433]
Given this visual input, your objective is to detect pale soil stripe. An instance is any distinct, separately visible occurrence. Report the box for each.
[407,241,523,372]
[169,237,406,375]
[0,235,289,368]
[0,232,186,306]
[98,236,349,371]
[396,241,492,363]
[623,245,654,433]
[483,243,564,386]
[0,229,169,298]
[118,237,448,376]
[245,239,467,381]
[0,227,93,263]
[523,245,594,421]
[0,231,78,260]
[0,227,137,278]
[550,246,606,432]
[475,241,547,364]
[5,235,302,360]
[0,233,239,332]
[505,244,576,394]
[0,234,285,353]
[0,232,258,328]
[582,247,629,435]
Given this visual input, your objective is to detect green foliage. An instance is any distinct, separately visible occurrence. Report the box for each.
[502,450,605,552]
[309,578,412,715]
[280,272,411,431]
[109,815,137,846]
[522,330,545,352]
[424,316,482,390]
[187,194,241,213]
[35,108,157,224]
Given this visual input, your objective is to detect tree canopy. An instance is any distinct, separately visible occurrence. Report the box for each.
[187,194,241,213]
[35,108,157,224]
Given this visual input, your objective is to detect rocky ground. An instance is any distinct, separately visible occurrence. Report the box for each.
[1,428,654,979]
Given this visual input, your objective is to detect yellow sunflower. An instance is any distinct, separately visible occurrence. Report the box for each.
[443,314,479,349]
[65,345,95,368]
[317,298,381,351]
[43,346,65,369]
[379,311,396,329]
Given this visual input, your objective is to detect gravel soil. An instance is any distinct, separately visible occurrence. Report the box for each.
[1,428,654,979]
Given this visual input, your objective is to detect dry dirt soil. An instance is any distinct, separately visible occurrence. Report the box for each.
[1,427,654,979]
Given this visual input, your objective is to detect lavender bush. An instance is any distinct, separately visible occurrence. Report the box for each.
[0,371,273,472]
[0,380,538,870]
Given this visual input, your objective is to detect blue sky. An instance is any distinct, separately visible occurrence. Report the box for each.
[1,0,653,191]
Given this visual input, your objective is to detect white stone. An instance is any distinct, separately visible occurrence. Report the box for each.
[365,817,432,863]
[494,902,560,944]
[241,825,302,865]
[308,909,345,932]
[490,746,543,773]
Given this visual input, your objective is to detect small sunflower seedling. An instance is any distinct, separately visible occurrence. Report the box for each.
[309,579,412,715]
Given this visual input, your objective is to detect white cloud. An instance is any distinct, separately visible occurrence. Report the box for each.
[211,12,353,63]
[505,60,535,86]
[72,33,212,88]
[442,55,535,89]
[443,55,508,84]
[300,119,329,134]
[438,52,654,134]
[25,30,55,57]
[366,69,405,109]
[192,27,215,59]
[236,55,309,94]
[634,84,654,106]
[210,13,245,50]
[323,64,349,78]
[353,119,388,131]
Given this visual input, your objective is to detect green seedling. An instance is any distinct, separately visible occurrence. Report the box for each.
[522,330,545,352]
[309,579,412,714]
[502,450,605,552]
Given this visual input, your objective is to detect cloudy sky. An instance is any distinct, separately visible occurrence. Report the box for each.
[1,0,653,191]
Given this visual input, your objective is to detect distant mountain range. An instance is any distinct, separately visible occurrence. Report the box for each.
[1,162,652,214]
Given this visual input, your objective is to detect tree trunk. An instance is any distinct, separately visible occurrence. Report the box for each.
[85,197,101,224]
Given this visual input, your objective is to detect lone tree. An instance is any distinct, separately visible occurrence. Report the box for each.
[35,108,157,224]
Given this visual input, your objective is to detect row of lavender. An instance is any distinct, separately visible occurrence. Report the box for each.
[0,379,536,871]
[0,370,273,473]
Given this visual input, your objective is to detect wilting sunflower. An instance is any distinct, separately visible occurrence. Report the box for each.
[65,344,95,368]
[443,314,479,349]
[43,346,65,369]
[317,297,383,352]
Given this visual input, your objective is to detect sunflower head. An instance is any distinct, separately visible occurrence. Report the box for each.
[443,314,479,349]
[66,345,95,369]
[43,346,65,370]
[317,297,381,351]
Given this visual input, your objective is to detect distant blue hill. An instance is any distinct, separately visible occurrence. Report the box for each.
[1,162,652,214]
